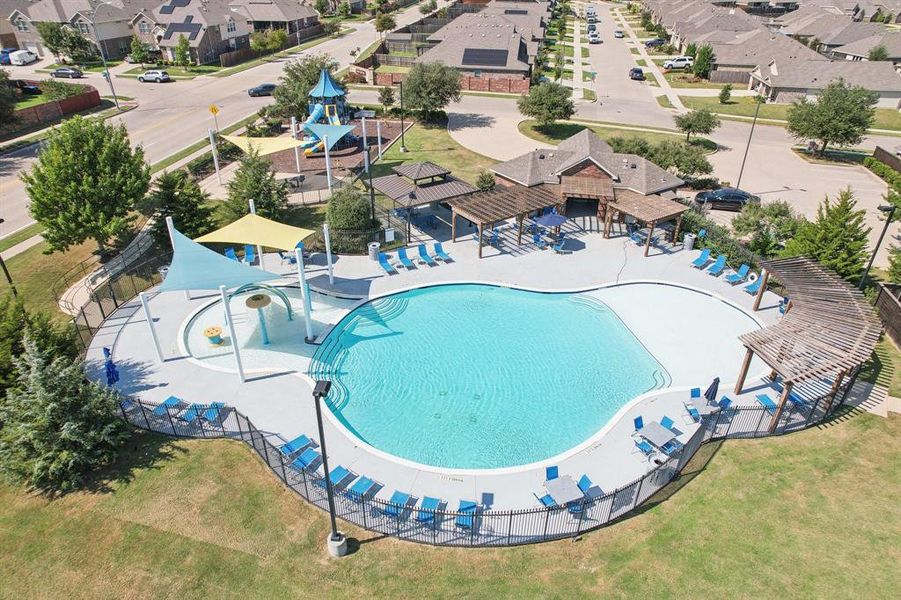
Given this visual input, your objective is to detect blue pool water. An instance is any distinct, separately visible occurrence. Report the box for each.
[310,284,669,469]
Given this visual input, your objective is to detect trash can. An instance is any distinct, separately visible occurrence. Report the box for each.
[683,233,696,251]
[368,242,380,261]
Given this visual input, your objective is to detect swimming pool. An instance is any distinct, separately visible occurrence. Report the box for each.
[310,284,670,469]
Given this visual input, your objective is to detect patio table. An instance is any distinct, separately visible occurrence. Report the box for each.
[690,397,721,416]
[544,475,584,505]
[639,421,677,449]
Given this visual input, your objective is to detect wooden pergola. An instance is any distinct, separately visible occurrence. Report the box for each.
[447,185,562,258]
[604,190,688,256]
[734,257,882,431]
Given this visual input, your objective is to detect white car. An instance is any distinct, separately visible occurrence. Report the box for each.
[663,56,694,70]
[588,31,601,44]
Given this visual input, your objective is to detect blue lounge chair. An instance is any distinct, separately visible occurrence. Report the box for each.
[577,474,592,494]
[278,250,297,265]
[152,395,182,416]
[292,447,321,470]
[536,493,557,508]
[684,402,701,423]
[744,276,762,295]
[697,228,707,239]
[718,396,732,410]
[690,387,701,399]
[397,247,415,269]
[755,393,778,414]
[201,402,225,423]
[635,438,655,457]
[725,264,751,284]
[278,434,312,457]
[545,465,559,481]
[378,252,397,275]
[707,255,727,276]
[633,416,644,431]
[552,239,567,254]
[346,476,377,501]
[691,248,711,268]
[243,244,256,265]
[178,403,203,422]
[773,381,807,406]
[382,490,412,517]
[316,465,352,489]
[661,416,675,431]
[455,500,478,529]
[433,243,452,262]
[418,244,437,266]
[533,233,548,250]
[416,496,442,524]
[224,247,239,261]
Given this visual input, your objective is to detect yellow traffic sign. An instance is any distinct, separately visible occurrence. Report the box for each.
[209,104,219,116]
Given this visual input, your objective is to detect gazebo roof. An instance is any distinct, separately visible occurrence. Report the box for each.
[448,184,560,225]
[393,161,451,181]
[610,189,688,223]
[371,175,477,207]
[561,175,613,199]
[194,213,314,252]
[309,68,345,98]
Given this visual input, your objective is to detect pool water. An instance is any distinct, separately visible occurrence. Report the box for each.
[310,284,669,469]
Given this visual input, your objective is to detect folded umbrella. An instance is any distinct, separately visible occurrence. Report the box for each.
[703,377,720,403]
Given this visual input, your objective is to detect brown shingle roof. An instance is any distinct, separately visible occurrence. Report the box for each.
[392,161,450,181]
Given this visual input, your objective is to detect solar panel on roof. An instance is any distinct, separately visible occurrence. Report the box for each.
[159,0,190,15]
[504,9,528,15]
[461,48,509,67]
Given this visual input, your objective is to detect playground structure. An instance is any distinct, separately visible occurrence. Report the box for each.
[300,69,356,156]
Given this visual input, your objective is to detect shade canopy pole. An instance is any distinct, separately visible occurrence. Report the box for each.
[219,285,245,383]
[324,135,333,193]
[376,121,383,159]
[323,223,335,285]
[166,216,191,300]
[248,199,265,270]
[295,247,315,343]
[209,128,221,185]
[361,117,368,151]
[139,292,164,363]
[290,116,301,173]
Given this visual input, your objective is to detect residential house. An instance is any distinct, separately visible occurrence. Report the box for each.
[152,0,252,65]
[227,0,319,35]
[776,4,886,50]
[0,0,31,48]
[831,30,901,64]
[749,57,901,106]
[705,28,824,82]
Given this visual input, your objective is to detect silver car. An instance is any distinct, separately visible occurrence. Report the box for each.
[137,69,170,83]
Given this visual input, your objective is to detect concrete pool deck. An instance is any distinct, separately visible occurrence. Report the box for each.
[87,230,789,511]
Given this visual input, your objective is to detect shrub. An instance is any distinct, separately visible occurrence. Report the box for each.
[327,186,375,230]
[476,170,496,191]
[863,157,901,192]
[718,84,732,104]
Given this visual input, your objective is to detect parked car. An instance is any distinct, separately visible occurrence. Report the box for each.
[587,15,597,23]
[629,67,645,81]
[8,50,37,66]
[50,67,83,79]
[588,31,601,44]
[248,83,276,97]
[137,70,170,83]
[644,38,666,48]
[613,30,624,38]
[663,56,694,70]
[587,23,597,33]
[694,188,760,212]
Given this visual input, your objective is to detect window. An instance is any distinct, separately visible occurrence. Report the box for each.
[15,18,28,33]
[473,69,481,78]
[77,21,90,35]
[138,21,151,34]
[226,19,236,33]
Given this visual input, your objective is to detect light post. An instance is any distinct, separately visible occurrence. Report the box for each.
[312,380,348,557]
[0,219,18,298]
[88,2,120,110]
[398,81,407,152]
[735,96,764,190]
[859,204,897,290]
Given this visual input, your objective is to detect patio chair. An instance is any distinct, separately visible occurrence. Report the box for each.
[243,244,256,265]
[381,490,413,518]
[433,243,452,262]
[577,474,592,494]
[178,403,203,423]
[536,493,557,508]
[415,496,442,524]
[755,393,778,415]
[725,264,751,285]
[152,395,182,416]
[661,439,682,454]
[691,248,711,268]
[224,247,239,261]
[455,500,478,529]
[630,230,643,245]
[278,250,297,266]
[684,401,701,423]
[718,396,732,411]
[315,465,353,490]
[545,465,559,481]
[278,434,312,457]
[697,228,707,239]
[418,244,437,266]
[773,381,807,406]
[690,387,701,399]
[291,447,321,470]
[552,239,567,254]
[635,438,655,458]
[378,252,397,275]
[533,233,548,250]
[201,402,225,424]
[567,499,586,516]
[346,476,377,501]
[661,416,676,431]
[397,247,416,269]
[633,416,644,431]
[744,276,763,295]
[706,255,727,276]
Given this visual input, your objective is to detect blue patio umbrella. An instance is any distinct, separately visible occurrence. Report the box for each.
[103,346,119,386]
[536,213,567,228]
[703,377,720,403]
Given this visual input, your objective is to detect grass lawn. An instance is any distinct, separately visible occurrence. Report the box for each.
[40,61,122,73]
[561,44,574,58]
[121,65,221,78]
[582,71,595,82]
[663,71,722,89]
[656,95,675,109]
[790,146,871,165]
[374,65,410,74]
[580,47,590,59]
[519,120,716,153]
[582,88,597,101]
[14,94,47,110]
[861,336,901,397]
[0,411,897,596]
[0,222,44,253]
[635,58,647,67]
[629,47,640,55]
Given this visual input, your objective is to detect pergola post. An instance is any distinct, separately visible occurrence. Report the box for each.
[768,380,793,432]
[478,222,484,259]
[823,369,847,412]
[517,214,524,245]
[674,213,683,244]
[644,220,655,257]
[753,269,769,311]
[604,205,614,238]
[734,347,754,394]
[451,208,457,242]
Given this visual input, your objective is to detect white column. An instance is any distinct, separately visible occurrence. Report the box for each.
[290,116,301,173]
[219,285,245,383]
[166,216,190,300]
[209,128,221,185]
[361,116,368,150]
[323,223,334,285]
[376,120,383,159]
[139,292,164,363]
[295,247,315,343]
[323,135,332,193]
[248,199,264,270]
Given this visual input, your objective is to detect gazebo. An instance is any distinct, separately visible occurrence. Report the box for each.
[603,190,688,256]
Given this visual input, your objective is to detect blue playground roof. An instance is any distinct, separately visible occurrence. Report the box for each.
[309,68,344,99]
[159,228,283,292]
[305,124,356,151]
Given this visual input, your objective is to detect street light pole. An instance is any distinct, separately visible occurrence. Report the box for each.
[859,204,896,290]
[398,81,407,153]
[89,3,120,110]
[0,220,18,298]
[312,380,348,557]
[735,97,762,190]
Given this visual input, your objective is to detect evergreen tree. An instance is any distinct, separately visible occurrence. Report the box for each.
[718,84,732,104]
[222,147,289,223]
[129,36,149,68]
[781,188,870,280]
[0,69,16,128]
[476,170,496,191]
[787,79,878,155]
[692,45,714,78]
[888,244,901,284]
[148,170,214,249]
[0,335,129,494]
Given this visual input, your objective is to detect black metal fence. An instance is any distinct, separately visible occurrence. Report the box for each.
[116,371,856,547]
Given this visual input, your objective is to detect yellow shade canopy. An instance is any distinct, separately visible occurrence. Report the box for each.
[195,213,314,252]
[222,134,305,157]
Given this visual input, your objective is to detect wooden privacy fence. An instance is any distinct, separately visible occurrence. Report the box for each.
[875,283,901,347]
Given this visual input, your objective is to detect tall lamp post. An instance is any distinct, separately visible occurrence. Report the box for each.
[312,380,348,557]
[735,95,764,190]
[89,1,120,110]
[858,203,897,290]
[398,81,407,153]
[0,219,18,298]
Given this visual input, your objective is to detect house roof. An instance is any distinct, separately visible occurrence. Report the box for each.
[227,0,317,23]
[418,15,532,72]
[17,0,159,24]
[155,0,242,47]
[753,58,901,92]
[833,32,901,59]
[709,30,823,67]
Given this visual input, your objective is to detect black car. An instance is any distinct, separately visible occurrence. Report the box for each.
[644,38,666,48]
[50,67,83,79]
[248,83,276,97]
[629,67,645,81]
[694,188,760,212]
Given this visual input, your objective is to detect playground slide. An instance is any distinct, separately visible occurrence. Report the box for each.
[304,141,324,156]
[306,103,325,126]
[327,111,341,126]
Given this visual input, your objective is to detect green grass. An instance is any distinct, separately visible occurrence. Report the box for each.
[39,61,122,73]
[629,47,640,55]
[662,71,722,89]
[374,65,410,74]
[0,223,45,253]
[0,411,897,596]
[656,95,675,109]
[519,120,716,153]
[14,94,47,110]
[861,336,901,397]
[790,146,871,165]
[120,65,221,79]
[582,71,595,82]
[635,59,647,67]
[582,88,597,101]
[581,47,590,58]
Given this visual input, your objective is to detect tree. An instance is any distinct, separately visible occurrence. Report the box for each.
[608,136,712,177]
[403,62,462,120]
[887,244,901,283]
[148,170,213,249]
[781,188,870,280]
[684,42,697,58]
[272,53,339,119]
[378,85,395,112]
[807,37,820,50]
[692,44,714,78]
[60,27,97,63]
[0,335,129,494]
[375,12,396,38]
[22,116,150,254]
[0,69,17,128]
[35,22,67,63]
[868,44,889,61]
[517,82,574,127]
[250,31,269,55]
[326,187,374,230]
[174,34,191,69]
[338,1,352,17]
[476,170,496,191]
[322,21,341,36]
[718,83,732,104]
[673,108,720,141]
[315,0,329,15]
[129,35,149,67]
[786,79,878,155]
[731,200,803,257]
[223,147,289,222]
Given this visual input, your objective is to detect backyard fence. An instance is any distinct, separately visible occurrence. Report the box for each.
[875,283,901,347]
[114,371,857,547]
